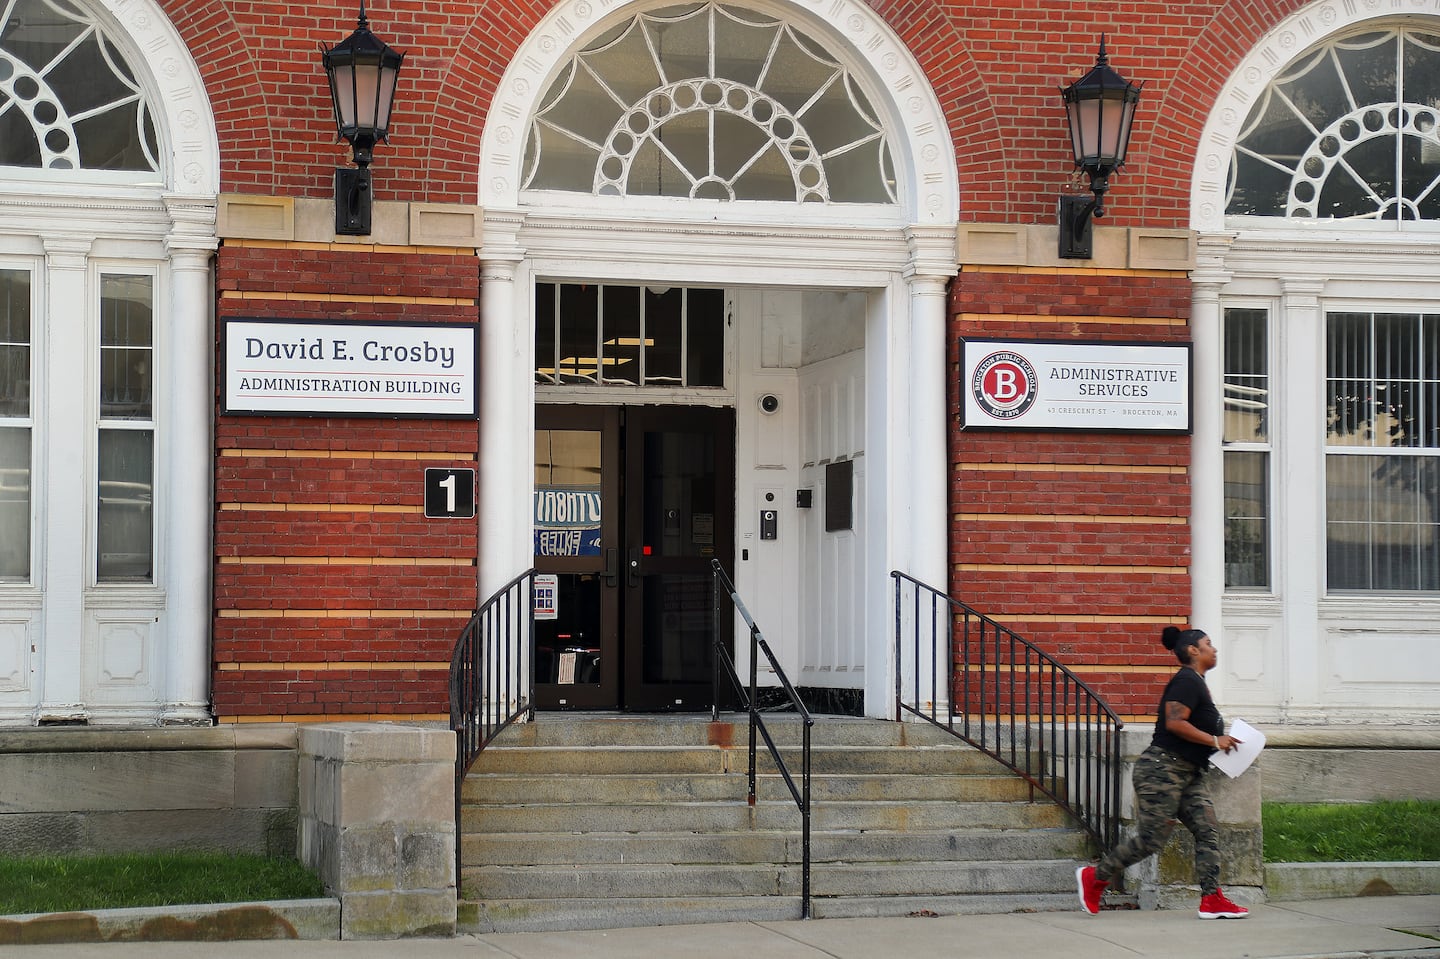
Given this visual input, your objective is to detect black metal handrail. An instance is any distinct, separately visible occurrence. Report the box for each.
[450,568,536,883]
[710,558,814,919]
[892,570,1125,852]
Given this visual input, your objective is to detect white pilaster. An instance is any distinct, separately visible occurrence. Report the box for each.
[1189,233,1233,662]
[37,236,93,723]
[160,195,218,725]
[1277,277,1326,721]
[478,210,528,600]
[884,226,956,719]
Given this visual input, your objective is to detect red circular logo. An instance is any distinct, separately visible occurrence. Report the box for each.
[971,351,1038,420]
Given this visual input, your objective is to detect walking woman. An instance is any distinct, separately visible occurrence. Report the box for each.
[1076,626,1249,919]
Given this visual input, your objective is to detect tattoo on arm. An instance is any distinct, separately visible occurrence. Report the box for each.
[1165,701,1190,723]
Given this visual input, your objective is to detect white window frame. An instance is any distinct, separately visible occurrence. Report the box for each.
[1221,298,1277,594]
[1319,296,1440,595]
[0,258,39,587]
[90,262,163,590]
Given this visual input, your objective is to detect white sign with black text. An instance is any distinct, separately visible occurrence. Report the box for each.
[223,318,477,417]
[961,338,1192,432]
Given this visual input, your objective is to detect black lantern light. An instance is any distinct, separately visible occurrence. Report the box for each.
[321,0,404,236]
[1058,36,1142,259]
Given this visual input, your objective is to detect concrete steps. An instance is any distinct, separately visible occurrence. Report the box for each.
[457,714,1097,933]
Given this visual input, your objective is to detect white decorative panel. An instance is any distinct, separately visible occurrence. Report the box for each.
[0,617,32,691]
[1326,632,1440,688]
[84,611,158,705]
[98,621,148,684]
[1218,602,1285,722]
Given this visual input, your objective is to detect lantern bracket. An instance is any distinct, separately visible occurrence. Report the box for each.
[335,166,373,236]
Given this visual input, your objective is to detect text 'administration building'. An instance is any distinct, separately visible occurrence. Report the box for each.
[0,0,1436,728]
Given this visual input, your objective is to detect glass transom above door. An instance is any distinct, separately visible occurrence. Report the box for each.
[522,1,897,203]
[535,282,725,387]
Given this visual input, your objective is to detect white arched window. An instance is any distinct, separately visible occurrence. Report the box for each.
[1226,26,1440,223]
[522,1,897,204]
[0,0,161,175]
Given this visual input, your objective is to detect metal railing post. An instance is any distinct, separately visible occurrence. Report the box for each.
[890,569,1124,854]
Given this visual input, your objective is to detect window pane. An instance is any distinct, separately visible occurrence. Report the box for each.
[534,429,602,559]
[0,274,30,418]
[644,287,683,384]
[601,285,641,386]
[1224,450,1269,588]
[535,282,557,384]
[0,427,29,580]
[1223,308,1268,443]
[1327,454,1440,590]
[686,288,724,387]
[557,284,599,384]
[97,429,153,582]
[100,275,153,420]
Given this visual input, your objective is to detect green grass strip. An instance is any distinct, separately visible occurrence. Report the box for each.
[1262,800,1440,863]
[0,852,324,916]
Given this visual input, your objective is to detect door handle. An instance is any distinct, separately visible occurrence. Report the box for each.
[627,547,640,588]
[602,547,618,588]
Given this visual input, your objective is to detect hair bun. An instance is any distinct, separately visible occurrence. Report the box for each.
[1161,625,1182,650]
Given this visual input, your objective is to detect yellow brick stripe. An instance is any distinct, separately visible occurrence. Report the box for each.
[221,449,471,461]
[221,290,474,307]
[218,502,421,514]
[957,462,1187,475]
[958,312,1184,328]
[955,563,1185,575]
[217,608,470,619]
[958,513,1186,525]
[219,556,470,566]
[217,661,448,672]
[218,713,449,724]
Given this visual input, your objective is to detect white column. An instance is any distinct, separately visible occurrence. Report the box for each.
[1277,277,1326,721]
[160,195,218,725]
[1189,234,1233,661]
[904,226,956,584]
[887,226,956,718]
[478,210,527,600]
[37,236,93,723]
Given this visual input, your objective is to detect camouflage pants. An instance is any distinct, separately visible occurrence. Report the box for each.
[1095,744,1222,895]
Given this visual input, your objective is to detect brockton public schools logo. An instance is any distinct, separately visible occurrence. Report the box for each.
[971,349,1038,420]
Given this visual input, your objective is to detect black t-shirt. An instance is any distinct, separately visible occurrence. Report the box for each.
[1151,666,1223,769]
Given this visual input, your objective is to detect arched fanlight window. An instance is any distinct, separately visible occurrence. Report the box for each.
[0,0,160,173]
[1226,25,1440,221]
[522,1,896,204]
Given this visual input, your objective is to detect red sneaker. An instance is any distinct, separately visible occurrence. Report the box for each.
[1075,865,1107,915]
[1198,889,1249,919]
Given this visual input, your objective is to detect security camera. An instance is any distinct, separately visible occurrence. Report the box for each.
[759,393,780,414]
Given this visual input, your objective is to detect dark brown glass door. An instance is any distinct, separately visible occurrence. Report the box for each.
[534,404,734,711]
[534,406,621,709]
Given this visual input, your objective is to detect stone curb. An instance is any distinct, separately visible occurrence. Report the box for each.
[1265,862,1440,901]
[0,897,339,944]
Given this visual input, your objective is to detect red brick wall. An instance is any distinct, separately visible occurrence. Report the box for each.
[155,0,1304,224]
[949,267,1194,718]
[167,0,1316,720]
[212,241,480,723]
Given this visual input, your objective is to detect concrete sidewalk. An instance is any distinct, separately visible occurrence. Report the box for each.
[7,896,1439,959]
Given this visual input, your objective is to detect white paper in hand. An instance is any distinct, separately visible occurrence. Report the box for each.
[1209,718,1265,778]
